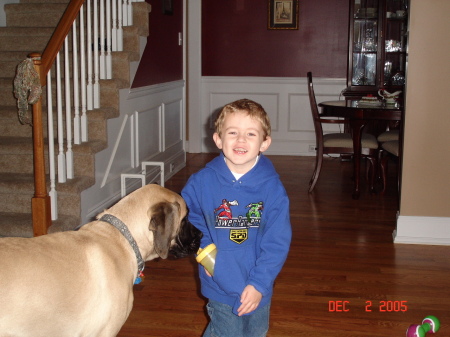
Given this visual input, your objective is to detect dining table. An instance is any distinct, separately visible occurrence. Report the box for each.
[318,99,403,199]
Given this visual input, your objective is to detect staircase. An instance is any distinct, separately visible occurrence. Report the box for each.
[0,0,151,237]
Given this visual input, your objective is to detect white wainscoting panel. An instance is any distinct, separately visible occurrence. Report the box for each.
[136,106,162,164]
[80,80,186,224]
[199,76,346,155]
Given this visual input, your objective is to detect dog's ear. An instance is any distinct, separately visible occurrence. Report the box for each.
[148,201,180,259]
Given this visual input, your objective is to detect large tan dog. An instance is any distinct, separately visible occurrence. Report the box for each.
[0,184,201,337]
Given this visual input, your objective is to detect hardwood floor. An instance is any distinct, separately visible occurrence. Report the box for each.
[117,154,450,337]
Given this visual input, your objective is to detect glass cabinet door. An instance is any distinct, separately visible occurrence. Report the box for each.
[352,17,378,86]
[350,0,380,91]
[383,0,407,86]
[345,0,408,96]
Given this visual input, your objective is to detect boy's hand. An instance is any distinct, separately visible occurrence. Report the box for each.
[237,285,262,316]
[204,267,212,277]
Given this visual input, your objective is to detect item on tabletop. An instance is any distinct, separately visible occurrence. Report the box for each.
[196,243,217,276]
[357,94,380,106]
[406,315,440,337]
[378,89,402,105]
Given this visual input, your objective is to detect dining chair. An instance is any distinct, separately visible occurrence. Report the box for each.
[376,129,399,179]
[307,72,379,193]
[377,129,399,143]
[379,140,399,195]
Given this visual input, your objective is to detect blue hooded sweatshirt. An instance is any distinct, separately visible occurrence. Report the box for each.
[181,153,292,315]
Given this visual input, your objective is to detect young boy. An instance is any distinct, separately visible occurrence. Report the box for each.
[182,99,291,337]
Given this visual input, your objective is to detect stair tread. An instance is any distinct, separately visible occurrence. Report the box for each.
[0,27,55,36]
[0,212,80,237]
[0,136,32,154]
[0,212,33,237]
[17,0,71,4]
[0,173,92,192]
[0,77,16,84]
[5,3,68,11]
[0,104,118,116]
[0,172,34,191]
[0,105,119,122]
[0,136,107,153]
[0,51,32,60]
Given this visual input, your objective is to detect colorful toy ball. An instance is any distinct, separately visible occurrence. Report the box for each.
[406,316,440,337]
[422,316,440,333]
[407,324,426,337]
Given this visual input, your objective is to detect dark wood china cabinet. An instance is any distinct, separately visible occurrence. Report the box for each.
[343,0,408,97]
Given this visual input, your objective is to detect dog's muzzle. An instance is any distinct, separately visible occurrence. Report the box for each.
[169,219,202,259]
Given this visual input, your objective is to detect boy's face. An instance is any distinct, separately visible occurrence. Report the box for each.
[213,110,271,174]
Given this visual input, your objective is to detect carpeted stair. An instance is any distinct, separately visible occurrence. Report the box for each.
[0,0,151,237]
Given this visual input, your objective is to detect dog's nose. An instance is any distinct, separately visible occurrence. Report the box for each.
[169,219,202,259]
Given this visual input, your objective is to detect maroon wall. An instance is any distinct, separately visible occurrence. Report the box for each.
[131,0,183,88]
[202,0,349,78]
[132,0,349,87]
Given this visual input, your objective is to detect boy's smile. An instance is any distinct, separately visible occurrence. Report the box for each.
[213,110,271,174]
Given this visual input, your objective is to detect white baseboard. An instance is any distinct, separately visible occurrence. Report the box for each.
[394,215,450,245]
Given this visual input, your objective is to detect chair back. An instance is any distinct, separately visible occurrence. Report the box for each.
[307,72,324,148]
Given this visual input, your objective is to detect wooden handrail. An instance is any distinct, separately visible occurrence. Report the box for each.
[26,0,134,235]
[38,0,85,85]
[29,0,84,235]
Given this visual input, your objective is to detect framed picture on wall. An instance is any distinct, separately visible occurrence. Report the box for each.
[268,0,299,30]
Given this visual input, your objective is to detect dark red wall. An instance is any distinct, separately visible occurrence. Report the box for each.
[132,0,350,88]
[202,0,349,78]
[131,0,183,88]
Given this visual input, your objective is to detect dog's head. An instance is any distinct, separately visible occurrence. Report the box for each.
[103,184,201,261]
[169,216,202,259]
[146,192,201,260]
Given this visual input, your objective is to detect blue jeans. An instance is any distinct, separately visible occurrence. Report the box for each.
[203,299,270,337]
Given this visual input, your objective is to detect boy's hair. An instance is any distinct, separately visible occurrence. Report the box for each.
[214,99,271,139]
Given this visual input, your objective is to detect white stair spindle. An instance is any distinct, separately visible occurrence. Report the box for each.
[122,0,128,26]
[64,37,74,179]
[56,53,66,183]
[106,0,112,79]
[72,21,81,145]
[127,0,132,26]
[46,72,58,220]
[80,4,88,141]
[93,0,100,108]
[99,0,106,79]
[112,0,117,51]
[86,0,94,110]
[117,0,123,51]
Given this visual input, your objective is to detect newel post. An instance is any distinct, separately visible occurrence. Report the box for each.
[29,52,51,236]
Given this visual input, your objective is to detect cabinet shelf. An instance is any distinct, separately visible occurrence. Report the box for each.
[387,17,406,21]
[354,17,378,20]
[385,51,406,54]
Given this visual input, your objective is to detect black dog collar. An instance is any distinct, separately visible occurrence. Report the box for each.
[99,214,145,281]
